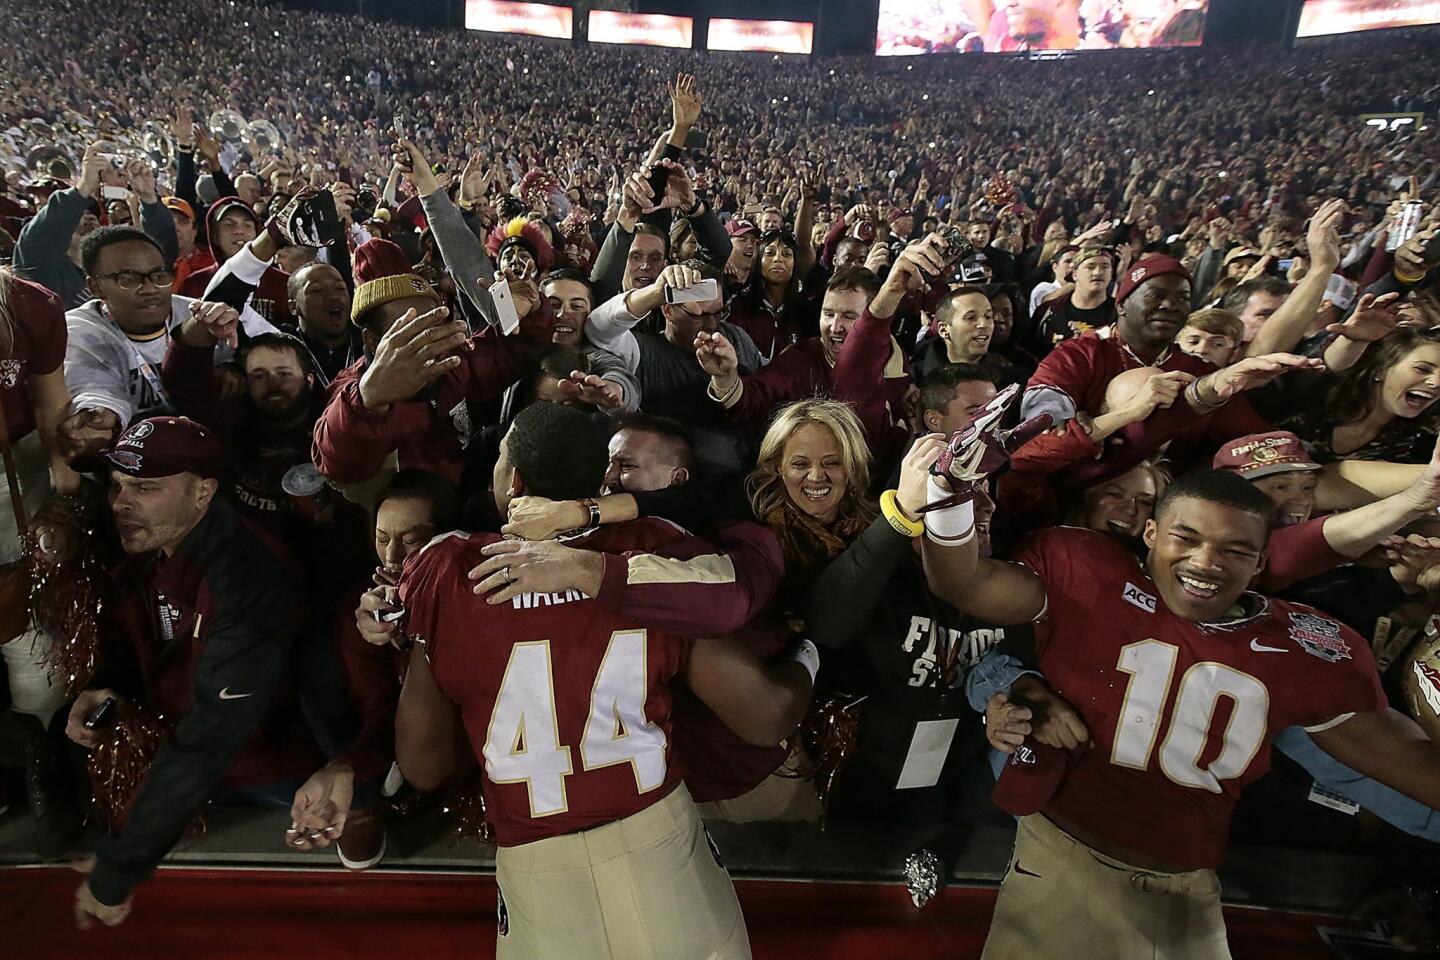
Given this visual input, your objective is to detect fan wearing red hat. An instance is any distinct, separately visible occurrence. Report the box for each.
[723,218,759,289]
[68,416,319,928]
[1023,254,1321,490]
[1210,429,1440,593]
[312,238,556,487]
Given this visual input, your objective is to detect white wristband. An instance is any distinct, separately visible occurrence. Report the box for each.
[923,476,975,545]
[788,639,821,686]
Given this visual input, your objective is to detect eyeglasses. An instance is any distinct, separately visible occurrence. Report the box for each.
[92,269,174,291]
[675,302,730,323]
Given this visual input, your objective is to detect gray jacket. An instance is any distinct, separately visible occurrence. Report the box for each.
[15,187,179,308]
[65,296,273,425]
[418,189,498,329]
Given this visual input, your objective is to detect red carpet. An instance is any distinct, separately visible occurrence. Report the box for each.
[0,866,1366,959]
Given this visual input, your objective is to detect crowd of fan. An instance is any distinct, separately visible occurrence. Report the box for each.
[4,0,1440,944]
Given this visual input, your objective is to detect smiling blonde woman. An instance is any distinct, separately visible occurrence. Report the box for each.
[746,398,876,571]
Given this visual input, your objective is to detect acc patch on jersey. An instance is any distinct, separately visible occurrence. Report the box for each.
[1289,610,1350,662]
[1122,582,1157,613]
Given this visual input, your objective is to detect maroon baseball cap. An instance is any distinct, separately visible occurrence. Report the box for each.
[104,417,225,479]
[1212,431,1319,480]
[724,218,758,238]
[991,740,1069,817]
[1114,255,1192,305]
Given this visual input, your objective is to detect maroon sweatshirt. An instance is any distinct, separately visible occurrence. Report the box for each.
[312,305,556,485]
[1027,331,1271,489]
[721,309,911,462]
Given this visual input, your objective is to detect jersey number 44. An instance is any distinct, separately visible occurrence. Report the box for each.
[485,629,671,818]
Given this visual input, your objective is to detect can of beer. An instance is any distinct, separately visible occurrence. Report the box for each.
[1386,200,1425,253]
[281,463,332,521]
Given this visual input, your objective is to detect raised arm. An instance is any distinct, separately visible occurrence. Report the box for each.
[398,139,499,328]
[1246,199,1344,357]
[921,386,1051,625]
[1317,437,1440,557]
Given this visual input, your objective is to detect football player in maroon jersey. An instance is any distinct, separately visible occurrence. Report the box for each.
[394,402,816,960]
[917,388,1440,959]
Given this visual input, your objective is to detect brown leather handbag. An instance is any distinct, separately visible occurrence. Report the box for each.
[0,385,31,644]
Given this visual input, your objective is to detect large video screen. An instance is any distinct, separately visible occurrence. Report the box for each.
[708,18,815,54]
[875,0,1210,55]
[1296,0,1440,37]
[588,11,694,47]
[464,0,572,39]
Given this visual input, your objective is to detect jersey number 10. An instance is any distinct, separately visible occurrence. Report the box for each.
[485,629,669,818]
[1111,639,1269,792]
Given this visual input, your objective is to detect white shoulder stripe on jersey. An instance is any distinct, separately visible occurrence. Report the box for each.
[1302,711,1357,734]
[415,529,472,557]
[626,552,736,586]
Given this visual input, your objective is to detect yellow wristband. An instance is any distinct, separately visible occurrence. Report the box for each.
[1395,266,1429,286]
[880,490,924,538]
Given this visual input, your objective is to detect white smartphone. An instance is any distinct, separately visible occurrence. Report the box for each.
[101,185,132,201]
[1324,273,1358,312]
[664,278,719,306]
[491,279,520,335]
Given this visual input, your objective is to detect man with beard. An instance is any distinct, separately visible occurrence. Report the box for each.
[62,227,277,457]
[1021,256,1309,486]
[66,417,315,930]
[16,143,177,308]
[160,307,334,543]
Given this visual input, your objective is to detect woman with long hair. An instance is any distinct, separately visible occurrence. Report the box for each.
[728,230,817,365]
[1273,326,1440,463]
[746,398,875,584]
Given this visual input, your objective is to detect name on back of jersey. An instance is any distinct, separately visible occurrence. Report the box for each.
[509,589,590,610]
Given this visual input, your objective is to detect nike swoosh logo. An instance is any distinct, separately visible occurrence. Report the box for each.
[218,688,254,700]
[1013,862,1042,879]
[1250,639,1289,654]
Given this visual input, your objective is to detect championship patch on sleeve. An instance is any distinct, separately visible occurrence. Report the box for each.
[1289,611,1350,662]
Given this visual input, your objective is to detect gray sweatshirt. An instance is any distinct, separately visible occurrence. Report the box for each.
[417,189,498,329]
[65,296,275,425]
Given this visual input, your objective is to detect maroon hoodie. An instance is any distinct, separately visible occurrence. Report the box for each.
[179,197,293,326]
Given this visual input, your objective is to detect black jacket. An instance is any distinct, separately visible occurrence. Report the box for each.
[89,499,301,906]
